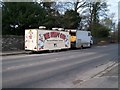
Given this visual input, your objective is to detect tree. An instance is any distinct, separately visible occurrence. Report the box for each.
[91,24,110,37]
[73,0,88,13]
[61,10,81,29]
[2,2,46,35]
[39,1,63,29]
[88,1,108,30]
[54,0,88,13]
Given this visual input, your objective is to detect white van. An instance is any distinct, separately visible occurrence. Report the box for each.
[76,30,93,48]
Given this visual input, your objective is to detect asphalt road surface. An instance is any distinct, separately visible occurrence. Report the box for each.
[2,44,118,88]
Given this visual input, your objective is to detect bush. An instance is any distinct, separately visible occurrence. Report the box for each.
[91,24,110,38]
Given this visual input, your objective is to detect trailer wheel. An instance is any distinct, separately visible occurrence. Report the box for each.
[56,50,60,52]
[49,50,53,53]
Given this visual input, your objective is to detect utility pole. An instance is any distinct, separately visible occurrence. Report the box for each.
[118,1,120,21]
[118,1,120,43]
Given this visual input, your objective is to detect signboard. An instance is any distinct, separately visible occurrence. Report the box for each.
[37,30,70,50]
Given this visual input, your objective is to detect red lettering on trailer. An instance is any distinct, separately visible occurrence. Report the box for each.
[44,33,50,40]
[44,32,66,40]
[51,32,60,38]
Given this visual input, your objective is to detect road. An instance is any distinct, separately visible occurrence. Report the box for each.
[2,44,118,88]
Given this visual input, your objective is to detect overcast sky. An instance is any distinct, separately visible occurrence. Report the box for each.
[107,0,119,23]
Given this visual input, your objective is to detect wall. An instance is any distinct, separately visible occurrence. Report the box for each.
[2,35,24,51]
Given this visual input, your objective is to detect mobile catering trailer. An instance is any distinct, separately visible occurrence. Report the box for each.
[25,27,70,51]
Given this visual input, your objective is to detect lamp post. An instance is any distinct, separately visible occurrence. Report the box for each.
[110,22,116,43]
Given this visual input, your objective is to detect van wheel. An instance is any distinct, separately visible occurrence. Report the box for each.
[90,43,92,48]
[89,44,91,48]
[90,43,93,47]
[81,45,83,49]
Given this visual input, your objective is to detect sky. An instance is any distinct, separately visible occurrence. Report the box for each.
[107,0,119,24]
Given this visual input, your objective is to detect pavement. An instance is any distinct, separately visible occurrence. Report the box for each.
[76,63,118,88]
[0,50,32,56]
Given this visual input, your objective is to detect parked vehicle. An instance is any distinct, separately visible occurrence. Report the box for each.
[25,27,70,51]
[66,29,93,48]
[25,26,93,51]
[76,30,93,48]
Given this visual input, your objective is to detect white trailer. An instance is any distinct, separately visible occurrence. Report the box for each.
[25,29,70,51]
[76,31,93,48]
